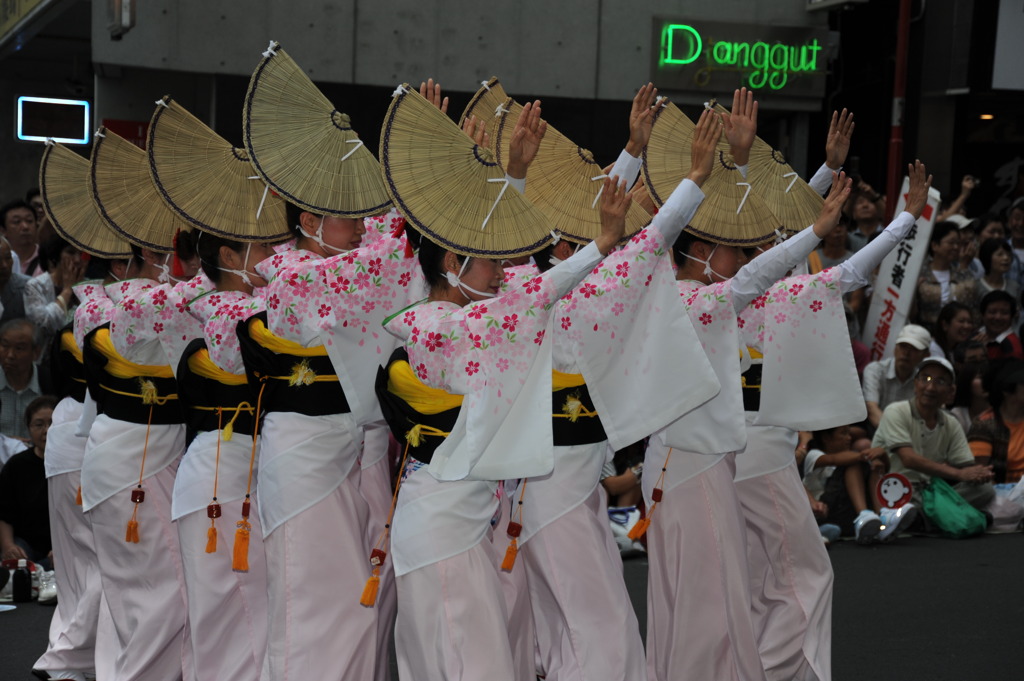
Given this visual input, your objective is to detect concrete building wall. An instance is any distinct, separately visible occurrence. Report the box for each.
[91,0,826,102]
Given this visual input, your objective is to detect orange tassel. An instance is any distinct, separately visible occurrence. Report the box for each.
[206,523,218,553]
[501,538,518,571]
[232,519,251,572]
[360,567,381,607]
[627,516,651,541]
[75,485,82,506]
[125,518,140,543]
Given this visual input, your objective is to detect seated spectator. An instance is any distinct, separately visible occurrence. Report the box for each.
[949,350,989,432]
[0,319,46,440]
[862,324,932,429]
[802,424,908,543]
[873,357,995,516]
[974,289,1022,360]
[24,234,84,361]
[968,360,1024,484]
[0,238,30,325]
[977,238,1019,298]
[930,302,976,361]
[0,199,41,276]
[0,395,56,569]
[912,221,980,329]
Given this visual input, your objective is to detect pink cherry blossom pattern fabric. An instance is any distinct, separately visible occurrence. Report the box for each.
[385,273,561,400]
[361,208,406,249]
[73,281,116,348]
[188,290,266,374]
[737,268,841,353]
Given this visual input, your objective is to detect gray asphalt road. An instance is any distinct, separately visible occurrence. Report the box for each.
[2,533,1022,680]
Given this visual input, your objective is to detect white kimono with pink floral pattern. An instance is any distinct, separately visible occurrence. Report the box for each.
[171,289,265,521]
[251,219,424,532]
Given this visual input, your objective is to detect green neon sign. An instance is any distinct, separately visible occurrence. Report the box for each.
[660,23,823,91]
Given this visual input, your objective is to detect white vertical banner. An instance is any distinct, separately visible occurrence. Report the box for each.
[861,178,942,361]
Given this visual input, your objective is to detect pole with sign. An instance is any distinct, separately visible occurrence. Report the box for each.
[861,177,942,361]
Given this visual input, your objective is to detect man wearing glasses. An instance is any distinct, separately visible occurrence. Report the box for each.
[873,357,996,515]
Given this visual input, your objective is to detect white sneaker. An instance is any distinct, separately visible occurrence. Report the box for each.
[608,507,646,557]
[854,510,882,544]
[878,503,918,542]
[38,570,57,605]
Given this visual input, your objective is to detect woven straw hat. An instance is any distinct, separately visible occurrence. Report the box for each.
[89,126,188,253]
[380,84,553,258]
[642,101,780,246]
[491,101,651,244]
[243,42,391,219]
[710,101,822,235]
[148,96,290,243]
[38,141,131,259]
[459,77,511,145]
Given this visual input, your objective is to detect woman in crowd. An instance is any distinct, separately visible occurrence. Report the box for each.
[950,349,990,433]
[931,301,976,361]
[968,359,1024,483]
[975,289,1023,361]
[977,238,1019,298]
[913,221,979,329]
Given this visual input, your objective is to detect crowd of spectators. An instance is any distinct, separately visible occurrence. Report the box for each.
[800,177,1024,543]
[0,195,63,569]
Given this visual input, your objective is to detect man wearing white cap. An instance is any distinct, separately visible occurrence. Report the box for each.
[862,324,932,429]
[873,356,996,513]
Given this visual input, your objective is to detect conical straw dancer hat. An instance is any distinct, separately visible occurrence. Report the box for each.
[492,102,651,244]
[642,101,780,246]
[38,140,131,259]
[709,101,822,235]
[459,77,511,147]
[380,84,553,258]
[89,126,188,253]
[148,96,290,243]
[243,41,391,219]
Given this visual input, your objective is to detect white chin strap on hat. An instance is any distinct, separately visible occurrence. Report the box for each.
[302,215,348,255]
[155,253,172,283]
[446,255,496,299]
[680,243,728,281]
[218,241,258,287]
[547,232,581,268]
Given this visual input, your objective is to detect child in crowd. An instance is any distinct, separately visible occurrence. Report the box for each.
[802,424,915,544]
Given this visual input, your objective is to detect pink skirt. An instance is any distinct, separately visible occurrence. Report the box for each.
[395,539,529,681]
[176,503,269,681]
[359,435,398,681]
[262,465,380,681]
[735,463,833,681]
[645,454,767,681]
[34,470,116,677]
[521,485,646,680]
[87,460,192,681]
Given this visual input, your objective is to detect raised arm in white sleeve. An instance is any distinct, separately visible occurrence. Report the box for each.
[507,174,526,195]
[730,226,823,311]
[808,163,839,196]
[649,180,705,245]
[836,211,915,293]
[547,241,604,299]
[606,149,643,189]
